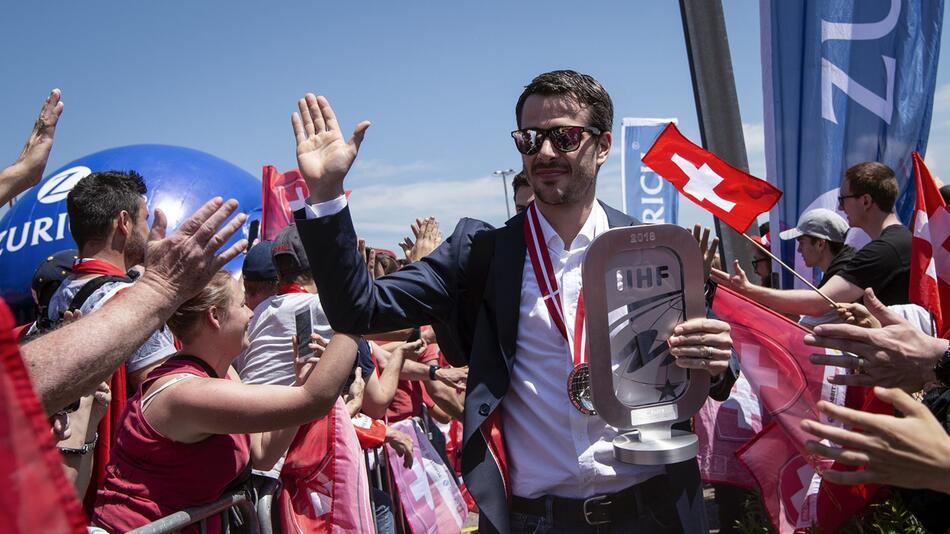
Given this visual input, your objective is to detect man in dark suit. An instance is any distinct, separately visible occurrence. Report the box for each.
[291,70,736,533]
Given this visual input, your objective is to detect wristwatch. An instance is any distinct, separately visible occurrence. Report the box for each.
[934,344,950,387]
[428,364,440,381]
[58,432,98,455]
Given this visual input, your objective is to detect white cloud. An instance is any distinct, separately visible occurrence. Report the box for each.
[925,83,950,183]
[347,175,511,248]
[348,159,439,181]
[742,122,767,178]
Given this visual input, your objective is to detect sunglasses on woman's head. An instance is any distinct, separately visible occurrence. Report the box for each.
[511,125,602,156]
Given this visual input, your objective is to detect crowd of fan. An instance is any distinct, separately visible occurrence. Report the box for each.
[3,81,950,533]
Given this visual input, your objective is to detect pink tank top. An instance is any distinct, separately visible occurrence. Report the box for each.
[92,356,250,533]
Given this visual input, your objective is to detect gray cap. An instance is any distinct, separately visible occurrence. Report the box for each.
[779,208,849,243]
[271,224,310,272]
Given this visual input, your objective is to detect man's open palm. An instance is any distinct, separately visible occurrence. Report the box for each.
[292,93,369,202]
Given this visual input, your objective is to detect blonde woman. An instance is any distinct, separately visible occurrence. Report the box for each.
[93,271,359,533]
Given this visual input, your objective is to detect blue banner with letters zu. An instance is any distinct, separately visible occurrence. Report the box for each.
[761,0,943,288]
[621,118,679,225]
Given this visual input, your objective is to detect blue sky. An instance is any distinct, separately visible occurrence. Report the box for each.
[0,1,946,250]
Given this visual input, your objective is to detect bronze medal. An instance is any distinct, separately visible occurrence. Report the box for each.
[567,363,596,416]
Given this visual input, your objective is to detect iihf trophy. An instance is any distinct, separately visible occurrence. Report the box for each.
[582,224,710,465]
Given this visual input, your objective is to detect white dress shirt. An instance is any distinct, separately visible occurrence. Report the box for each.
[305,197,662,498]
[503,202,662,499]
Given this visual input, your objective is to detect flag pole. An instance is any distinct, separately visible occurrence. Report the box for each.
[740,233,838,308]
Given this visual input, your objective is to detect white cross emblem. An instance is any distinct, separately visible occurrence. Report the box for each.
[915,206,950,284]
[671,153,737,212]
[740,343,779,390]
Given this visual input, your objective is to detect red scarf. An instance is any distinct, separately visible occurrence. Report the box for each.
[278,283,309,295]
[72,259,126,277]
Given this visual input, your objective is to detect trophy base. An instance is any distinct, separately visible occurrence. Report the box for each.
[613,428,699,465]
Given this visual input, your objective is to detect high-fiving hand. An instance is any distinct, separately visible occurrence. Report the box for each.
[292,94,370,203]
[0,89,65,205]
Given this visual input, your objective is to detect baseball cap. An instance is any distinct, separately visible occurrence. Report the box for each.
[271,224,310,273]
[242,240,277,282]
[779,208,849,243]
[32,249,78,308]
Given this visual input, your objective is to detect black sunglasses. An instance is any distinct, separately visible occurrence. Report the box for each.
[511,126,602,156]
[837,193,864,208]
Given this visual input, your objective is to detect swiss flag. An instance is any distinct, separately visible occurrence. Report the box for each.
[642,123,782,233]
[712,286,882,532]
[910,151,950,338]
[261,165,310,240]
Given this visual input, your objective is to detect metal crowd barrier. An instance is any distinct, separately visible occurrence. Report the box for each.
[127,491,260,534]
[128,445,397,534]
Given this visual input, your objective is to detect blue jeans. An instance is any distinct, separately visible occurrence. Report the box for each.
[372,488,395,534]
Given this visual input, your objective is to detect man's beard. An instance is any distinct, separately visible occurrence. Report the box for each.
[124,231,146,268]
[530,166,597,206]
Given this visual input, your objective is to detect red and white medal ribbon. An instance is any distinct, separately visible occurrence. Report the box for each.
[523,203,588,368]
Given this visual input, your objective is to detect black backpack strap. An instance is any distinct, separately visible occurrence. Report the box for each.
[68,275,132,312]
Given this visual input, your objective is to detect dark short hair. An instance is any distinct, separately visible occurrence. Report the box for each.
[844,162,898,213]
[804,235,845,256]
[511,171,529,192]
[273,254,313,285]
[66,171,147,249]
[243,278,279,300]
[515,70,613,133]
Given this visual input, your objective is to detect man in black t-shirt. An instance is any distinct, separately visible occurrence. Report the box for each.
[713,162,911,314]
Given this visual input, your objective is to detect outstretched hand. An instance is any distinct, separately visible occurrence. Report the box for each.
[804,288,947,391]
[692,225,719,280]
[139,198,248,308]
[710,259,754,294]
[0,89,65,205]
[835,302,881,329]
[292,93,370,203]
[801,387,950,494]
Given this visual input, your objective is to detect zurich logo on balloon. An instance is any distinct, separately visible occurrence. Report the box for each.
[36,166,91,204]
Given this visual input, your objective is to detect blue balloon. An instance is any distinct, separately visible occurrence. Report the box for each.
[0,144,262,321]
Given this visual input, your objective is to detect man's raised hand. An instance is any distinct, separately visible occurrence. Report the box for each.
[0,89,65,205]
[139,197,247,307]
[291,94,370,203]
[691,224,720,281]
[711,259,755,295]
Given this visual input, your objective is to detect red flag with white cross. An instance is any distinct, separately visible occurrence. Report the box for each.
[261,165,310,240]
[712,286,881,533]
[642,123,782,233]
[910,151,950,338]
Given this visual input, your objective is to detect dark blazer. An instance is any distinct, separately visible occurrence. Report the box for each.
[296,201,737,534]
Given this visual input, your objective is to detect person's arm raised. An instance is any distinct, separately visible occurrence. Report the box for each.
[362,340,422,419]
[711,262,864,316]
[21,198,247,413]
[154,334,360,438]
[0,89,64,205]
[292,93,370,204]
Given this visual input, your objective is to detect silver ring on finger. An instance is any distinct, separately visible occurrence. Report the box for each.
[701,345,709,359]
[856,357,867,375]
